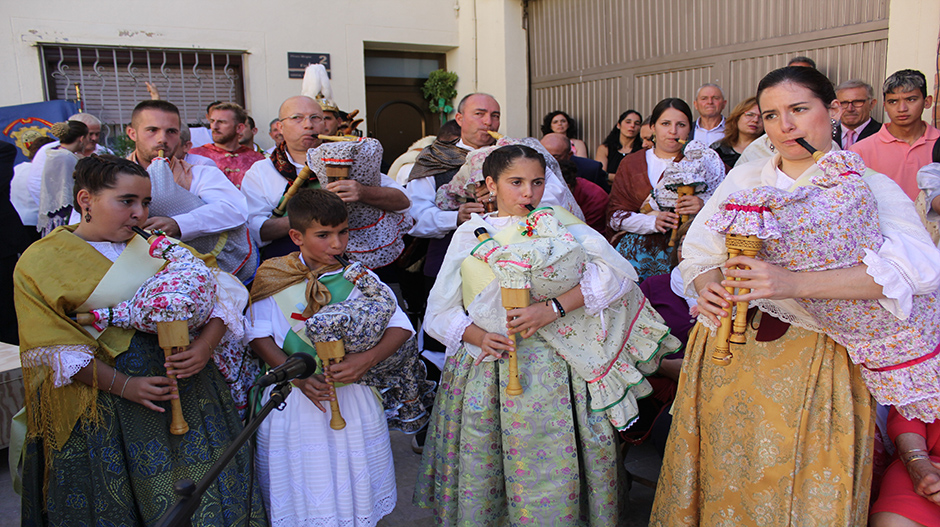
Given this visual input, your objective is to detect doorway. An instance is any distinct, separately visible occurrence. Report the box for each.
[364,50,445,170]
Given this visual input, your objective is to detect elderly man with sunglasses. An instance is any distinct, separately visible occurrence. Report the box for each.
[241,95,410,261]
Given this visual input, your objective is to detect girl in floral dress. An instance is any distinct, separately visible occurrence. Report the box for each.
[414,144,679,526]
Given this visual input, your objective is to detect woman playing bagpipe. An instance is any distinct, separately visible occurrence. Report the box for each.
[14,155,266,526]
[413,144,681,526]
[606,99,726,282]
[649,67,940,526]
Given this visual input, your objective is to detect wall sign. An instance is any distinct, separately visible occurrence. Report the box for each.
[288,52,330,79]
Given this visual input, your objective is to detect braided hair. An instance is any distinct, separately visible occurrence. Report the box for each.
[50,120,89,145]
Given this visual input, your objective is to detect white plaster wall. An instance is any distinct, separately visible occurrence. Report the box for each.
[886,0,940,123]
[1,0,464,148]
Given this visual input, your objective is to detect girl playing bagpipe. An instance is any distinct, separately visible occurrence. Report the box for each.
[414,144,680,526]
[15,155,265,526]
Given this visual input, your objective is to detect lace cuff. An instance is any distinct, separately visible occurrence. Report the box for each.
[862,248,912,319]
[581,262,629,316]
[21,345,96,388]
[444,313,474,357]
[210,270,249,345]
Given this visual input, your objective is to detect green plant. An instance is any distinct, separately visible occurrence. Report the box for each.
[108,129,136,158]
[422,70,458,124]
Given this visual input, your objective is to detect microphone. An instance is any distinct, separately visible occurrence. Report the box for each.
[254,353,318,387]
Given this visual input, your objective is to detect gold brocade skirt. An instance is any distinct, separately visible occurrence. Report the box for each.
[650,314,874,527]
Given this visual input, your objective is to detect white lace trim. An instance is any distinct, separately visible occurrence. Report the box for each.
[582,261,629,321]
[862,248,911,320]
[210,269,250,344]
[269,495,396,527]
[444,312,474,358]
[751,299,825,334]
[86,240,127,262]
[21,345,96,388]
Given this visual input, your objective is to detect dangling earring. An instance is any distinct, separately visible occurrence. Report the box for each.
[831,118,838,137]
[84,208,92,223]
[768,142,775,153]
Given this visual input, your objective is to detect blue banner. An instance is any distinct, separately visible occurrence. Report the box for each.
[0,100,81,165]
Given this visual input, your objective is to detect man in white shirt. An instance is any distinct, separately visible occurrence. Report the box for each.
[690,83,727,146]
[240,95,409,260]
[125,100,248,246]
[834,79,881,149]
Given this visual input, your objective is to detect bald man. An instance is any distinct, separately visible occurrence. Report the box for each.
[540,133,609,192]
[27,112,109,208]
[240,95,410,260]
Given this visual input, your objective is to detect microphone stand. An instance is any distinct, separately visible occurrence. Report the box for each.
[155,380,293,527]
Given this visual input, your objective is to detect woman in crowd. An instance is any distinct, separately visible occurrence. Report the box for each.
[15,155,266,526]
[414,144,679,525]
[606,98,724,282]
[38,120,88,237]
[709,96,764,169]
[540,110,588,157]
[870,408,940,526]
[595,110,644,175]
[650,66,940,525]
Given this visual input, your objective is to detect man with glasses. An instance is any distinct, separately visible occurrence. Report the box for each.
[835,80,881,149]
[851,69,938,201]
[241,95,410,260]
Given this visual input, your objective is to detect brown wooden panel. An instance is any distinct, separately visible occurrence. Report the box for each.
[528,0,888,153]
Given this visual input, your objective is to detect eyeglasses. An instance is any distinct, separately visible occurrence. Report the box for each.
[839,99,870,108]
[279,114,324,124]
[742,112,761,120]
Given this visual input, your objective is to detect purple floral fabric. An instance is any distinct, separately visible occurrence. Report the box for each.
[706,151,940,422]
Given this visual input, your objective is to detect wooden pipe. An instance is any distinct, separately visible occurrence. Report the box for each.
[474,227,524,396]
[72,312,96,326]
[669,184,695,247]
[272,166,315,217]
[711,233,762,366]
[317,134,360,143]
[157,319,190,435]
[314,340,347,430]
[671,139,688,163]
[728,235,762,345]
[486,130,503,140]
[325,164,350,185]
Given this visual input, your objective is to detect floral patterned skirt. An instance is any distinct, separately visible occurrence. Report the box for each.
[21,332,267,527]
[650,317,874,526]
[614,231,672,283]
[413,334,628,526]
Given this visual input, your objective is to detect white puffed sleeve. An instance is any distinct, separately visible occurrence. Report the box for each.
[570,222,639,315]
[861,172,940,318]
[918,163,940,222]
[424,220,478,358]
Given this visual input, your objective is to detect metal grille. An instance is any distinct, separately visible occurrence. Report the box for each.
[527,0,889,149]
[39,44,245,144]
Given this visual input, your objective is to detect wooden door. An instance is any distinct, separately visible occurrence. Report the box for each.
[365,51,445,170]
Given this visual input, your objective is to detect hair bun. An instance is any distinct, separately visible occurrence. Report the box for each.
[50,121,70,138]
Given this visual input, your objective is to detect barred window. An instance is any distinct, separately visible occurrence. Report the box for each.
[39,44,246,144]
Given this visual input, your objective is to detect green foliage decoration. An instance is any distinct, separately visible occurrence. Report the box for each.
[422,70,459,124]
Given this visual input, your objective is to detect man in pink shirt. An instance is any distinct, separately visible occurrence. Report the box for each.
[851,69,938,200]
[189,102,266,188]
